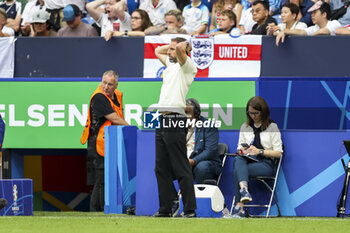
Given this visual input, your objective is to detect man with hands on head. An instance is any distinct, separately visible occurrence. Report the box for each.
[153,37,197,218]
[86,0,131,37]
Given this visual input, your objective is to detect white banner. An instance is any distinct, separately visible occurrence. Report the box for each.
[143,34,262,78]
[0,37,15,78]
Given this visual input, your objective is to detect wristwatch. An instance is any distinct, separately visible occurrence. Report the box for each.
[259,149,264,156]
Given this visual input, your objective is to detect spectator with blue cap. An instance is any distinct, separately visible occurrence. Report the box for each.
[58,4,98,37]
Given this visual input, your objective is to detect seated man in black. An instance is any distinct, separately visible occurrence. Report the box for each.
[171,98,222,216]
[250,0,276,35]
[185,98,222,184]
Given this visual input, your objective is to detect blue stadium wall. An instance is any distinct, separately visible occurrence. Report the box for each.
[14,36,349,78]
[3,36,350,215]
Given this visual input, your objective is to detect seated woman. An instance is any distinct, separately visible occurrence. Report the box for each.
[105,9,153,40]
[231,96,283,218]
[267,3,307,36]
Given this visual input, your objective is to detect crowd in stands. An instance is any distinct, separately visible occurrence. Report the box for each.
[1,0,350,40]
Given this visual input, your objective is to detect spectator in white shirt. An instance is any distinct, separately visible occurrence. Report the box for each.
[139,0,177,26]
[0,7,14,36]
[276,1,341,46]
[20,0,46,36]
[182,0,209,35]
[266,2,307,35]
[238,0,255,34]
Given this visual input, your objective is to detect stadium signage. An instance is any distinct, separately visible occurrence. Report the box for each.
[218,46,248,59]
[144,35,262,78]
[0,103,231,128]
[0,80,254,148]
[0,104,87,127]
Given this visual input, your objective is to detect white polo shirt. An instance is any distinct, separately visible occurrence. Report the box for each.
[304,20,341,35]
[157,56,197,115]
[239,7,255,34]
[182,2,209,34]
[44,0,64,10]
[278,21,307,31]
[139,0,177,26]
[97,12,132,37]
[21,0,47,25]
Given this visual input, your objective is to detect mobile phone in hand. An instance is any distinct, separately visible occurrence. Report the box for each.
[241,143,250,149]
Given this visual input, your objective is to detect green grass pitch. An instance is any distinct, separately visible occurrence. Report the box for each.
[0,212,350,233]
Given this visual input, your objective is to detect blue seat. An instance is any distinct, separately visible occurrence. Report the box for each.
[202,0,213,12]
[127,0,139,14]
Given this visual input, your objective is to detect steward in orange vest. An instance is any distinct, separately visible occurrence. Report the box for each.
[81,71,129,212]
[81,74,127,156]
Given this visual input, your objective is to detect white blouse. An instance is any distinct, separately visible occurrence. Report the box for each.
[237,122,283,153]
[278,21,307,31]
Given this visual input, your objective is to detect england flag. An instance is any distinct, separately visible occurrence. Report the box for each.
[143,34,262,78]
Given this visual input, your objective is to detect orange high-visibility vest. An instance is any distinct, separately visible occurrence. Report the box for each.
[80,85,124,156]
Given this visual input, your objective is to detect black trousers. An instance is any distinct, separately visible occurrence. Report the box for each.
[87,136,105,211]
[155,114,197,213]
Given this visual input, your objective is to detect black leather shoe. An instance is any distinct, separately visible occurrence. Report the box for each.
[152,212,171,217]
[180,212,197,218]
